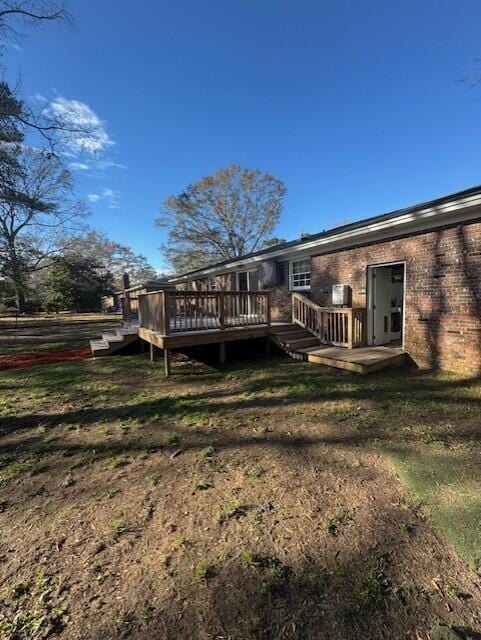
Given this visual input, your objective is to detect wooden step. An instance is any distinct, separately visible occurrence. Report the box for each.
[90,339,108,351]
[102,333,124,343]
[284,337,320,349]
[276,329,313,341]
[116,328,139,336]
[90,327,139,357]
[269,324,299,335]
[296,345,327,354]
[307,347,407,374]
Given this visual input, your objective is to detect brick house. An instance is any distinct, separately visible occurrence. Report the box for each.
[170,185,481,375]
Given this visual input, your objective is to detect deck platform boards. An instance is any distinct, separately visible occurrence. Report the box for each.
[132,321,406,374]
[302,345,406,374]
[137,322,293,350]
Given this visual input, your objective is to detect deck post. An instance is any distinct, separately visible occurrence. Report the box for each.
[347,309,354,349]
[265,336,271,355]
[163,291,170,335]
[137,294,143,328]
[150,342,157,362]
[218,291,225,331]
[266,291,271,327]
[219,341,226,365]
[164,348,171,376]
[122,297,132,325]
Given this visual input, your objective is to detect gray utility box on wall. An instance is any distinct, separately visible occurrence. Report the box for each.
[332,284,350,306]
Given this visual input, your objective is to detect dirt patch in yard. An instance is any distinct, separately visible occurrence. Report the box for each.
[0,346,91,370]
[0,356,480,639]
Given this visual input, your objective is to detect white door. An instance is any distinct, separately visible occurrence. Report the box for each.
[237,270,258,315]
[372,267,392,345]
[237,270,258,292]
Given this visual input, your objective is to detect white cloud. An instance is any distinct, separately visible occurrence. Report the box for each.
[86,187,120,208]
[69,158,128,173]
[97,159,128,170]
[43,96,114,155]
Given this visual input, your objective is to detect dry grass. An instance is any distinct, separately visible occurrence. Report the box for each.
[0,313,121,355]
[0,353,480,639]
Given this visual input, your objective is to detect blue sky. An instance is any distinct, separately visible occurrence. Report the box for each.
[5,0,481,270]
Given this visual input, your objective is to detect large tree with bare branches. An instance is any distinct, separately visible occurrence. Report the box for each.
[0,1,96,309]
[0,144,85,310]
[156,164,286,273]
[0,2,77,149]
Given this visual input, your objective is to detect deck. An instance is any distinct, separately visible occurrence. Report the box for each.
[300,344,407,374]
[117,289,407,376]
[138,321,274,350]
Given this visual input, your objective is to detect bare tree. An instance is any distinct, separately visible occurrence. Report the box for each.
[0,1,100,309]
[156,164,286,273]
[0,146,85,310]
[0,1,71,41]
[0,2,92,152]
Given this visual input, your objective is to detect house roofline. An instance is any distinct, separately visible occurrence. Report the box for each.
[169,184,481,282]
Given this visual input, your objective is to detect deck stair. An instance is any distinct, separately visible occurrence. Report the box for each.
[270,324,320,359]
[270,323,407,374]
[90,327,138,357]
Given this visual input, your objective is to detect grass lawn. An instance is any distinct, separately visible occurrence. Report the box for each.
[0,313,122,355]
[0,352,480,639]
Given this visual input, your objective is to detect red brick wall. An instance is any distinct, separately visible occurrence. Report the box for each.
[310,221,481,375]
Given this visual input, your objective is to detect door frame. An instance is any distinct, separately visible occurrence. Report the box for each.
[236,269,259,316]
[366,260,406,348]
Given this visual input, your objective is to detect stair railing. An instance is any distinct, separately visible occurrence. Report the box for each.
[292,292,365,349]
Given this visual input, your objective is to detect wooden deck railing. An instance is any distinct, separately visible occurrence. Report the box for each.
[121,296,139,324]
[136,290,271,335]
[292,292,365,348]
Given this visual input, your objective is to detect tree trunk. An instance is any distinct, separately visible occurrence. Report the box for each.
[7,243,27,312]
[14,286,26,313]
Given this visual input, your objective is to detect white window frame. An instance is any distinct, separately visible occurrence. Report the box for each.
[207,276,217,291]
[289,258,311,291]
[236,269,258,291]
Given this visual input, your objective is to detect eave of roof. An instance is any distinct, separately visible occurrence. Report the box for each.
[169,183,481,282]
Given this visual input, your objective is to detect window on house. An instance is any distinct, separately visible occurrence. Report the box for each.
[208,276,217,290]
[290,259,311,290]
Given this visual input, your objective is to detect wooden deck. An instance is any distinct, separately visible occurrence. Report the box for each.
[104,290,409,376]
[138,322,273,350]
[299,344,407,374]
